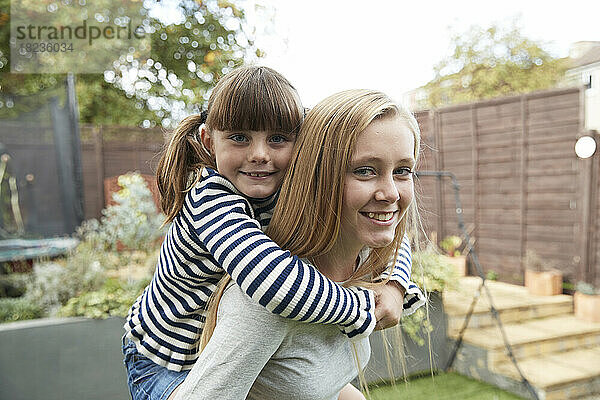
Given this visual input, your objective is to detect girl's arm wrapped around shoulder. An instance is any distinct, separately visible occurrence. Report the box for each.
[374,235,426,316]
[183,169,376,339]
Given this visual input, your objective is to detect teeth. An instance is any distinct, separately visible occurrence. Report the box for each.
[366,212,394,221]
[246,172,270,177]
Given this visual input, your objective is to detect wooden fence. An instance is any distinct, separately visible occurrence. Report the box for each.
[79,86,599,286]
[80,125,164,221]
[414,86,598,286]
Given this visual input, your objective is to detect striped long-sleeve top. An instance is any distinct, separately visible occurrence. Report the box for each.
[124,167,425,371]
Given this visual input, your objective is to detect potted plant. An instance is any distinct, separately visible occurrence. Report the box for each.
[439,235,468,276]
[523,250,563,296]
[574,282,600,323]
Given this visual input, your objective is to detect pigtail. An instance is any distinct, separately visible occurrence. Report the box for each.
[156,112,214,225]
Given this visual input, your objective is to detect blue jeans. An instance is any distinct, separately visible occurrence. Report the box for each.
[122,338,189,400]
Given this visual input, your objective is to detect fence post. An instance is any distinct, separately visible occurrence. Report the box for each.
[50,96,79,233]
[434,111,445,239]
[588,150,598,286]
[519,95,529,279]
[578,84,599,285]
[470,105,479,258]
[94,126,105,217]
[66,73,84,226]
[580,140,598,285]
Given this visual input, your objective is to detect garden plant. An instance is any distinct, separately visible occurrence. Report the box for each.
[0,172,163,323]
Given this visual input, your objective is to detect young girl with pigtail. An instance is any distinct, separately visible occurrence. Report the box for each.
[122,66,424,400]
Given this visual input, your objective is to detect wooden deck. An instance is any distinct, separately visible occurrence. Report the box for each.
[445,276,600,400]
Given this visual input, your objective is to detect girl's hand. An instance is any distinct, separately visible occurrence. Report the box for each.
[338,383,366,400]
[373,281,406,330]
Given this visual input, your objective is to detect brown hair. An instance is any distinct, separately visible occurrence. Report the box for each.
[156,66,304,224]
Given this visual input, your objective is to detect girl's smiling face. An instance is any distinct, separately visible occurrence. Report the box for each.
[201,128,296,199]
[339,115,415,251]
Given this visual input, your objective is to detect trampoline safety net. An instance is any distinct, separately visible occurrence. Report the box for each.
[0,75,84,238]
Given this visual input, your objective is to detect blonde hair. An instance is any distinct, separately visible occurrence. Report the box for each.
[268,89,421,285]
[200,89,422,352]
[156,65,304,224]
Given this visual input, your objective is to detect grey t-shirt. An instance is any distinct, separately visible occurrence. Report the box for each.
[174,281,371,400]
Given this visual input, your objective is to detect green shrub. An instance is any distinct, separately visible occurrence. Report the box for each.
[0,273,29,298]
[0,297,43,323]
[26,256,105,315]
[16,172,163,320]
[0,173,164,324]
[401,308,434,346]
[400,245,458,345]
[439,235,462,257]
[59,277,149,319]
[486,270,498,281]
[411,246,459,293]
[78,172,165,252]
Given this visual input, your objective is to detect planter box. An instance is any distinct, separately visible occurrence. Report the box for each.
[1,297,446,397]
[363,291,448,384]
[574,292,600,323]
[0,317,129,400]
[441,255,468,277]
[524,269,563,296]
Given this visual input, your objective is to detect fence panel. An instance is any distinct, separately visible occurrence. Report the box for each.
[416,87,592,285]
[80,125,164,220]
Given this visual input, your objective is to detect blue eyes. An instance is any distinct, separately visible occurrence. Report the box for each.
[229,134,247,143]
[269,135,288,144]
[227,134,289,144]
[395,167,413,177]
[354,167,376,176]
[353,167,413,177]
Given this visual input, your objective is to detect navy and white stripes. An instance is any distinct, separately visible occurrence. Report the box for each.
[124,168,424,371]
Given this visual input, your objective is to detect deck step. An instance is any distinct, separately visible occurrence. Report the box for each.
[451,341,600,399]
[450,315,600,368]
[445,277,573,335]
[445,277,600,399]
[493,346,600,400]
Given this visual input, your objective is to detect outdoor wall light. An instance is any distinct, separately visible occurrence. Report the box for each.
[575,134,597,159]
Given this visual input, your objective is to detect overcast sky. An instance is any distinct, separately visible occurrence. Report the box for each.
[247,0,600,107]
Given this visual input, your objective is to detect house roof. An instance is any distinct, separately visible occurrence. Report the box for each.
[570,46,600,69]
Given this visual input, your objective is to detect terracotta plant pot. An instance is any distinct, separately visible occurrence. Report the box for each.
[574,292,600,323]
[441,255,467,277]
[524,269,563,296]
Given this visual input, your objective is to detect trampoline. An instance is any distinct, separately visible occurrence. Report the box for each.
[0,238,79,263]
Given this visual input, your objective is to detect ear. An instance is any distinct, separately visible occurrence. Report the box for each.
[200,127,214,155]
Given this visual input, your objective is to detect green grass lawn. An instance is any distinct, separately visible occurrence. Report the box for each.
[368,372,526,400]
